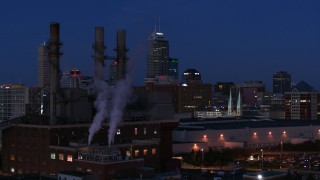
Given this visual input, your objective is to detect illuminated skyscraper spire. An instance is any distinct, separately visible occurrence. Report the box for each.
[227,89,233,116]
[236,91,242,116]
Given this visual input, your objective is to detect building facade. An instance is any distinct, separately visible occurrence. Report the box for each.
[146,31,169,81]
[2,120,179,179]
[273,71,291,94]
[285,81,320,120]
[0,84,29,122]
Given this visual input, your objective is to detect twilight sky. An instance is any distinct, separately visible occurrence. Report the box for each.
[0,0,320,90]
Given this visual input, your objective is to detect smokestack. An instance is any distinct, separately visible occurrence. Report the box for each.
[116,30,127,80]
[49,22,63,124]
[93,27,106,80]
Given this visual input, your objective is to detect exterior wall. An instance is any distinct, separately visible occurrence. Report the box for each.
[2,120,178,178]
[0,84,29,122]
[285,92,320,120]
[173,125,320,153]
[177,84,212,113]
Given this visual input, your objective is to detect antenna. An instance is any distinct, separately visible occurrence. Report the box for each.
[158,16,161,32]
[154,16,157,32]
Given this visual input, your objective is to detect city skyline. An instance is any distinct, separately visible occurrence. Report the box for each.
[0,1,320,90]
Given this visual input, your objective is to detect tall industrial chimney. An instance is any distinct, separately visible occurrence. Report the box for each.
[49,22,63,124]
[93,27,106,80]
[116,30,127,80]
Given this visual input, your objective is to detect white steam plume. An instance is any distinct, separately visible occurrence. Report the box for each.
[108,79,132,146]
[107,44,143,146]
[88,60,110,145]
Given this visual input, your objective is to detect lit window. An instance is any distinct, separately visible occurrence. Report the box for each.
[86,169,92,173]
[143,149,148,156]
[144,127,147,135]
[135,150,139,156]
[67,155,73,162]
[116,129,121,135]
[10,154,15,161]
[59,154,64,160]
[11,167,15,173]
[50,153,56,160]
[152,148,157,155]
[134,128,138,135]
[126,150,131,157]
[154,129,157,135]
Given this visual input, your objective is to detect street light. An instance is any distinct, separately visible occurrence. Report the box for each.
[201,148,204,169]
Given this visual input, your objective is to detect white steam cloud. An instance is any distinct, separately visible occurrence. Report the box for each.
[88,79,109,145]
[108,79,132,146]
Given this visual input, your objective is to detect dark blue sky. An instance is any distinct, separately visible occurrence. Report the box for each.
[1,0,320,90]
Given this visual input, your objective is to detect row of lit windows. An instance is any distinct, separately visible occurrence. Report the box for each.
[116,128,157,136]
[129,148,157,157]
[50,153,73,162]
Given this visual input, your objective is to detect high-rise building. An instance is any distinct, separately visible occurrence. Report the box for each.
[285,81,320,120]
[146,29,169,81]
[273,71,291,94]
[0,84,29,122]
[37,42,50,88]
[168,58,178,81]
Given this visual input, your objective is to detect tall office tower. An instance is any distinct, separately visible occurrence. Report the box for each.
[273,71,291,94]
[146,29,169,82]
[37,42,50,88]
[37,42,50,115]
[0,84,29,122]
[168,58,178,81]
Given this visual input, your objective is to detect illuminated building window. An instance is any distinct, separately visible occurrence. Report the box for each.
[67,155,73,162]
[143,149,148,156]
[152,148,156,155]
[126,150,131,157]
[11,167,15,173]
[10,154,15,161]
[59,154,64,160]
[86,169,92,173]
[144,127,147,135]
[50,153,56,160]
[134,128,138,135]
[116,129,121,135]
[134,150,139,156]
[154,129,157,135]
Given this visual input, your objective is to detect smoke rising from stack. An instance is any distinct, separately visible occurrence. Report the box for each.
[88,27,135,147]
[88,27,108,145]
[88,79,109,145]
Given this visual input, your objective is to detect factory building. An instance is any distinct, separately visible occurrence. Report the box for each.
[1,22,180,180]
[173,118,320,154]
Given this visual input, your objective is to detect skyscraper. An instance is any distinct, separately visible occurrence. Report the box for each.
[37,42,50,88]
[146,29,169,81]
[168,58,178,81]
[273,71,291,94]
[37,42,50,115]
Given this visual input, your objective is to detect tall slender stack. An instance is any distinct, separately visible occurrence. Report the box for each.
[48,22,63,124]
[93,27,106,80]
[116,29,127,80]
